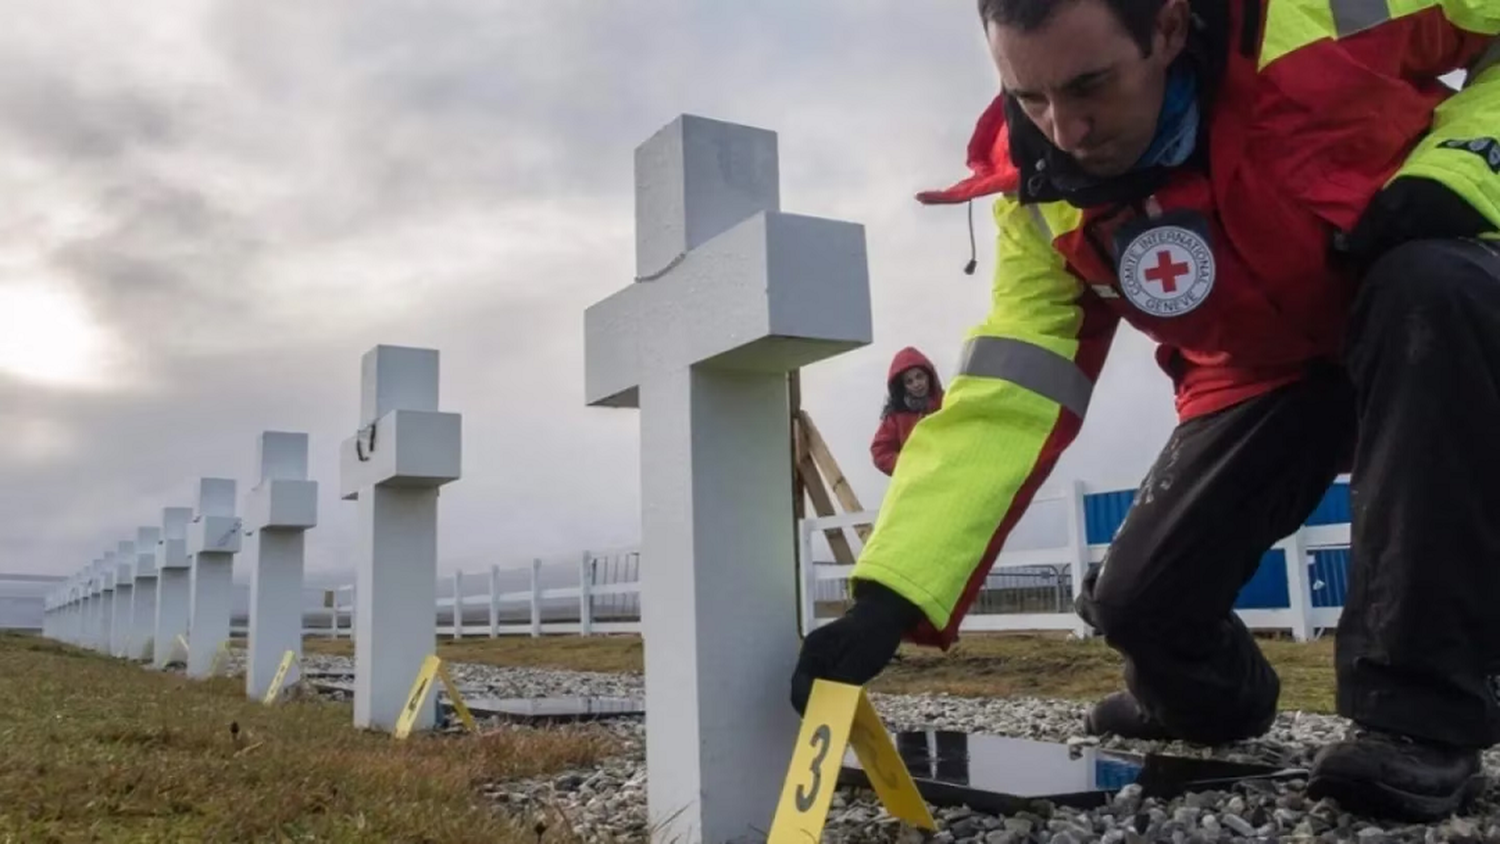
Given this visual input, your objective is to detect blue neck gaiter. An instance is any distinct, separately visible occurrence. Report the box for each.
[1135,62,1199,170]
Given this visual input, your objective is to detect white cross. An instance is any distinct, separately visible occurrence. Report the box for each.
[584,114,872,843]
[98,551,117,655]
[153,506,194,668]
[245,430,318,701]
[130,526,160,661]
[338,344,461,733]
[186,477,242,679]
[111,540,136,658]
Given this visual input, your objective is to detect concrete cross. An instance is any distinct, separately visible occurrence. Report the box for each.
[153,506,194,668]
[186,478,242,678]
[94,557,110,652]
[245,430,318,701]
[584,113,872,843]
[111,541,135,658]
[58,572,75,644]
[99,551,117,655]
[75,563,92,648]
[83,559,101,650]
[130,527,160,661]
[338,344,461,732]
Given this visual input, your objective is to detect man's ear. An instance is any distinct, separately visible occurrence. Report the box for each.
[1155,0,1192,61]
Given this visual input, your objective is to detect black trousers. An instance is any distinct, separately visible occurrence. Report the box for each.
[1076,238,1500,749]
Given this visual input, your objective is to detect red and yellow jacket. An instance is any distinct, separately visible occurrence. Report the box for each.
[852,0,1500,648]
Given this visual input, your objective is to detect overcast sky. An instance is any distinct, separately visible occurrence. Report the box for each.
[0,1,1183,582]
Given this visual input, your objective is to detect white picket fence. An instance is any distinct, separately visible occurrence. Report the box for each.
[291,477,1353,644]
[308,548,645,640]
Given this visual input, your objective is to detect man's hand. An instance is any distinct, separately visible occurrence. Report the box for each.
[1339,176,1494,267]
[789,580,925,715]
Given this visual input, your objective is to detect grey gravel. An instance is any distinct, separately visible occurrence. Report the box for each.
[213,649,645,700]
[182,651,1500,842]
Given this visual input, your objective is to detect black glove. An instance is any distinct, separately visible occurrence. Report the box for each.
[789,580,924,715]
[1338,176,1494,269]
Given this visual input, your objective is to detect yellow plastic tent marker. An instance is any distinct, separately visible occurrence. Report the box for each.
[768,679,936,842]
[436,659,478,734]
[262,650,298,705]
[394,654,477,739]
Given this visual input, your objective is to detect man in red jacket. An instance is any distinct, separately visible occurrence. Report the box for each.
[792,0,1500,821]
[870,346,945,476]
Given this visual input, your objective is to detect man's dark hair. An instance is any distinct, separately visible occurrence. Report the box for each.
[978,0,1167,56]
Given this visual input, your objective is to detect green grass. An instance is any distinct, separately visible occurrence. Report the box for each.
[1,627,1339,840]
[305,627,1339,713]
[873,631,1339,713]
[0,632,618,843]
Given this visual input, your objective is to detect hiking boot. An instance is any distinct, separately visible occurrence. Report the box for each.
[1307,726,1485,822]
[1083,691,1174,741]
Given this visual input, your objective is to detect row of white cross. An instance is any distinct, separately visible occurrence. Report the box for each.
[41,435,318,703]
[40,113,875,844]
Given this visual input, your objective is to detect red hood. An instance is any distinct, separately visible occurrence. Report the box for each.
[915,93,1020,205]
[888,346,943,397]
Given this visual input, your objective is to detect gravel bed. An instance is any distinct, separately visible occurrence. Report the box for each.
[213,650,644,699]
[484,685,1500,844]
[164,653,1500,842]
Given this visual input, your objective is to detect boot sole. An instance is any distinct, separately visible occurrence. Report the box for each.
[1306,771,1486,822]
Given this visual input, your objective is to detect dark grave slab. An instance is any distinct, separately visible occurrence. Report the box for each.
[839,730,1302,815]
[455,696,645,724]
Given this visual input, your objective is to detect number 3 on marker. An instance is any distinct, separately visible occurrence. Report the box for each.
[795,724,833,811]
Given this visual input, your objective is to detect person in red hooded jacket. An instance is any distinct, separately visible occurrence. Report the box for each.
[792,0,1500,821]
[870,347,945,476]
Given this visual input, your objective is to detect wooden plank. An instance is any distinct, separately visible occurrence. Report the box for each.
[790,371,807,530]
[799,411,872,541]
[797,424,857,567]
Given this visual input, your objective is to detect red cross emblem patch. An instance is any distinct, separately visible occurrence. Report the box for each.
[1117,224,1215,317]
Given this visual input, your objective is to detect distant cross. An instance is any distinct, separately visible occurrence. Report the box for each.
[153,506,194,668]
[245,431,318,703]
[186,478,242,679]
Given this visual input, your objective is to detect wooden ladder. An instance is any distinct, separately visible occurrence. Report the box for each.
[790,372,873,568]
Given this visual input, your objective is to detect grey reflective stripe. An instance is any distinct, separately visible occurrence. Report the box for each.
[957,336,1094,418]
[1026,204,1052,240]
[1330,0,1389,38]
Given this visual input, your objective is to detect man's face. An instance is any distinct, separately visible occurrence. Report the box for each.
[987,0,1189,178]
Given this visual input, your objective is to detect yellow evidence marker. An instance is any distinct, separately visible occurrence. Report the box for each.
[768,679,936,842]
[262,650,298,705]
[393,654,479,740]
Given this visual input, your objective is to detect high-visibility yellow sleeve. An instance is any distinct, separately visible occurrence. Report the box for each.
[1263,0,1500,230]
[849,196,1119,648]
[1396,57,1500,233]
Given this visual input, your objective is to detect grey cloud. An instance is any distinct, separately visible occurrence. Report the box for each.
[48,180,262,336]
[0,62,177,162]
